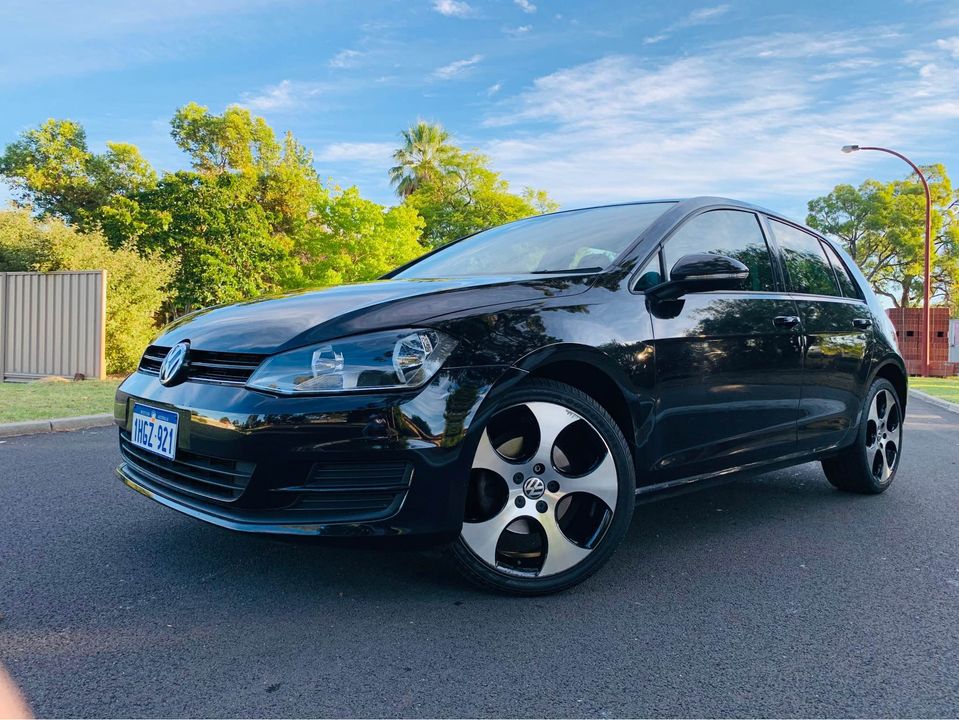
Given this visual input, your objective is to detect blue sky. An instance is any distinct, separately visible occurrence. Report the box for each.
[2,0,958,220]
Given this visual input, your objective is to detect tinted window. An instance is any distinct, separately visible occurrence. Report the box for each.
[822,242,861,299]
[633,252,663,291]
[394,202,675,278]
[663,210,775,292]
[768,219,840,297]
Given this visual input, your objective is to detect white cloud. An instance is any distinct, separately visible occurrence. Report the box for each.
[432,0,474,18]
[505,25,532,36]
[809,57,881,82]
[479,30,959,209]
[487,82,502,96]
[329,49,363,69]
[514,0,537,13]
[645,4,732,45]
[751,32,888,59]
[238,79,323,111]
[433,54,484,80]
[683,4,730,25]
[937,36,959,58]
[317,142,395,164]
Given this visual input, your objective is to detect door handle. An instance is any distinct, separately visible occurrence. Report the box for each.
[852,318,873,329]
[773,315,801,328]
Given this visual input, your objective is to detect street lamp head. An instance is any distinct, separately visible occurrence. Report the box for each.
[841,145,860,154]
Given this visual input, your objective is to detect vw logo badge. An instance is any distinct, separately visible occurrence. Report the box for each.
[159,341,190,386]
[523,476,546,500]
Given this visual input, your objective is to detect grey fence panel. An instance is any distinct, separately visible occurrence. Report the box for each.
[0,271,106,381]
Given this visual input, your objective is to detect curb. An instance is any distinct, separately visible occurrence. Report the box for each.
[909,389,959,416]
[0,413,114,438]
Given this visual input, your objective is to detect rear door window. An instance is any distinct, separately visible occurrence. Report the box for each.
[768,219,841,297]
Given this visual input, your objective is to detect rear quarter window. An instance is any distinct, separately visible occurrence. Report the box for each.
[821,242,863,300]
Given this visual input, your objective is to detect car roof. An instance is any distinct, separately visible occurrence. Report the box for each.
[553,196,798,224]
[672,196,806,226]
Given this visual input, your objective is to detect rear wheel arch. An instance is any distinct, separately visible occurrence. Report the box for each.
[822,375,903,494]
[872,360,907,414]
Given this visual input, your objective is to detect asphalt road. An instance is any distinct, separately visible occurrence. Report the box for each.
[1,395,957,718]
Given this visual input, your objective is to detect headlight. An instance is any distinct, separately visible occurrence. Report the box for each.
[246,329,457,394]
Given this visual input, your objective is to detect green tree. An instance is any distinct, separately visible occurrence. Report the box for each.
[171,102,281,175]
[259,131,326,239]
[807,164,959,308]
[292,186,426,287]
[0,208,172,373]
[0,119,156,227]
[98,104,327,313]
[402,146,557,248]
[0,204,65,269]
[3,110,563,318]
[389,121,459,198]
[92,142,158,199]
[521,187,561,215]
[101,171,293,313]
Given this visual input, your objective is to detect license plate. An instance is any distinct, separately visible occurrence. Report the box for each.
[131,403,179,460]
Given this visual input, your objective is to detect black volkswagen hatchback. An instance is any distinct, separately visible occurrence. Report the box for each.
[115,197,907,594]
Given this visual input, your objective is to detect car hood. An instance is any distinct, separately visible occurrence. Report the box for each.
[154,275,592,354]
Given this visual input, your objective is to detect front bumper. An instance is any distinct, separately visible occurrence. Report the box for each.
[115,365,517,541]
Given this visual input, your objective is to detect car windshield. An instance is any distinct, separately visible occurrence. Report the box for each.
[393,202,675,278]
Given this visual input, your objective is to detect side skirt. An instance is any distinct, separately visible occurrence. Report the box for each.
[633,446,845,506]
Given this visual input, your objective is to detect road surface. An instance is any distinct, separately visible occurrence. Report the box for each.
[1,395,957,717]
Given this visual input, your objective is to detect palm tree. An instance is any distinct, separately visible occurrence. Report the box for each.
[389,121,458,198]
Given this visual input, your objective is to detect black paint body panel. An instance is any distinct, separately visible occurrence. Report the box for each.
[116,196,906,540]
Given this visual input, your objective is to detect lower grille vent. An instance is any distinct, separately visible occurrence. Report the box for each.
[307,461,413,490]
[120,434,255,502]
[281,461,413,518]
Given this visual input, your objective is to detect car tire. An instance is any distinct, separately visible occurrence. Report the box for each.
[821,378,904,495]
[451,378,635,595]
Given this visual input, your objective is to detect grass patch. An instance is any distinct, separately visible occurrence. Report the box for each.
[911,376,959,404]
[0,378,122,423]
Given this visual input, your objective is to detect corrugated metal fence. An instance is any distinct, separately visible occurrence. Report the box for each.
[0,271,106,381]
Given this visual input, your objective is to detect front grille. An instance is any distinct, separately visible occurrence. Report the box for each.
[138,346,165,374]
[283,461,413,517]
[138,345,264,385]
[119,434,255,502]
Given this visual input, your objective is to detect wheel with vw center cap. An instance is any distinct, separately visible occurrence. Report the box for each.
[822,377,904,494]
[451,379,634,595]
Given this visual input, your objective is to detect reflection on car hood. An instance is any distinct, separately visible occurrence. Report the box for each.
[154,274,592,353]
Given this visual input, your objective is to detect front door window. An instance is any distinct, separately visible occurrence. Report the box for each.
[663,209,776,292]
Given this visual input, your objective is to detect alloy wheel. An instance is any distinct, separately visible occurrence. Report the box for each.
[865,388,902,483]
[461,401,620,578]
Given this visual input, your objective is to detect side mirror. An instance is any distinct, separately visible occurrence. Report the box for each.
[648,253,749,300]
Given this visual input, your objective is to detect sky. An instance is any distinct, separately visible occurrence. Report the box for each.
[2,0,958,221]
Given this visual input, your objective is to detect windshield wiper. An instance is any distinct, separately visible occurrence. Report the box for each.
[529,266,603,274]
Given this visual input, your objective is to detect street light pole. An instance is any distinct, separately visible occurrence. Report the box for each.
[842,144,933,377]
